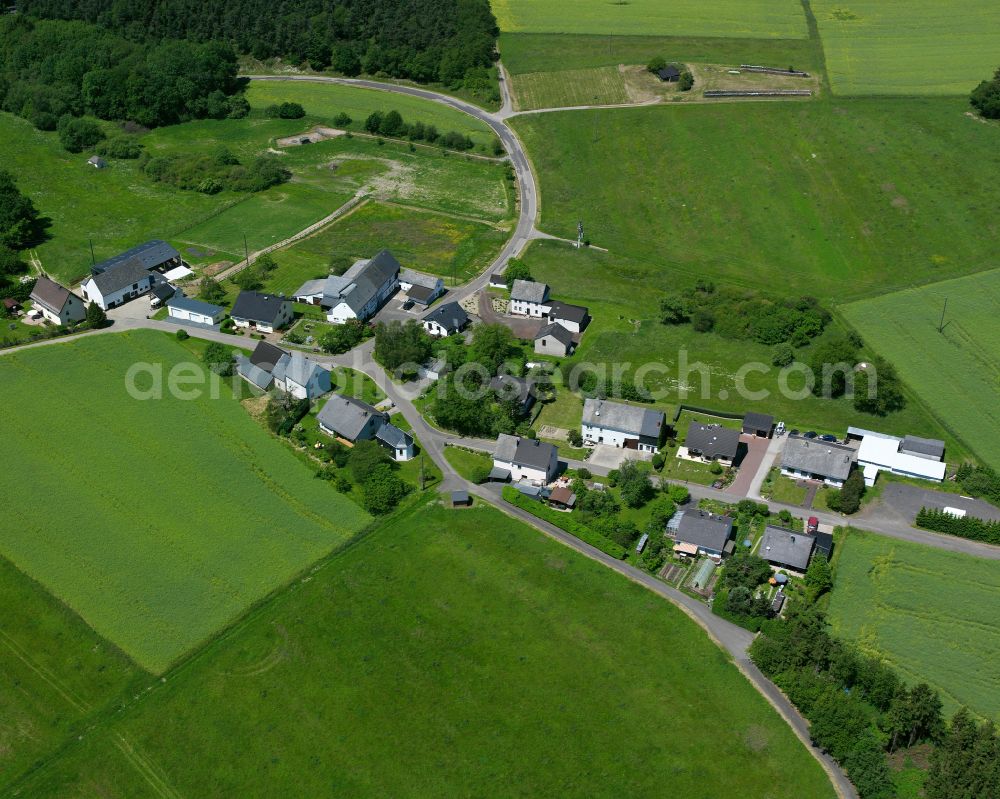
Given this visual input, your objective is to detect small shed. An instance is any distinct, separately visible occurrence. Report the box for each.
[548,485,576,510]
[2,297,22,314]
[451,490,471,507]
[87,155,107,169]
[657,65,681,82]
[742,411,774,438]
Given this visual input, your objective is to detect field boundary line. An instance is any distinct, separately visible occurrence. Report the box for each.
[379,199,510,229]
[115,734,183,799]
[0,629,88,713]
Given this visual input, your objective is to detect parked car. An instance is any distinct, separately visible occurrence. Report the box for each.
[775,421,786,436]
[820,434,838,442]
[790,428,800,436]
[807,516,819,534]
[804,431,818,439]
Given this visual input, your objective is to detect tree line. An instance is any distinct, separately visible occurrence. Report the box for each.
[752,605,998,797]
[18,0,499,96]
[0,171,45,297]
[971,66,1000,119]
[364,110,482,152]
[916,506,1000,546]
[0,16,247,132]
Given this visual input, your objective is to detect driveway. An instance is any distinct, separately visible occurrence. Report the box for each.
[724,434,771,497]
[477,292,544,340]
[107,297,158,324]
[860,482,1000,526]
[587,444,651,470]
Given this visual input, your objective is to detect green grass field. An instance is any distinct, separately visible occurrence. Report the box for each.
[492,0,808,38]
[812,1,1000,96]
[500,32,823,76]
[511,66,630,110]
[512,98,1000,303]
[0,331,369,672]
[828,528,1000,720]
[245,81,499,148]
[841,269,1000,469]
[11,502,836,797]
[443,446,493,481]
[518,241,966,453]
[0,556,143,788]
[265,201,507,293]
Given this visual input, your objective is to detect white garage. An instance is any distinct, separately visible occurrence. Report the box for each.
[166,296,226,327]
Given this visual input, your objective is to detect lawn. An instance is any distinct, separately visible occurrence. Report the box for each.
[14,503,837,797]
[264,200,509,294]
[443,445,493,481]
[0,555,143,790]
[519,243,963,453]
[511,66,630,110]
[512,99,1000,302]
[245,81,499,149]
[0,331,370,673]
[828,528,1000,720]
[841,269,1000,470]
[500,32,823,76]
[492,0,808,38]
[812,0,1000,96]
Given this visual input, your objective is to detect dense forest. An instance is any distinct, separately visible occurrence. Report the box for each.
[16,0,499,89]
[0,16,246,129]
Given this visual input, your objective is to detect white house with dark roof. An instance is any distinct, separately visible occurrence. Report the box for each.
[685,422,741,464]
[849,427,946,487]
[272,350,331,400]
[534,322,575,356]
[317,393,413,460]
[422,301,469,337]
[671,510,734,559]
[781,435,854,487]
[231,291,293,333]
[29,276,86,325]
[508,280,550,317]
[760,526,815,573]
[399,269,444,307]
[292,250,400,325]
[492,434,558,484]
[80,259,154,310]
[546,300,589,333]
[90,240,181,276]
[582,398,665,452]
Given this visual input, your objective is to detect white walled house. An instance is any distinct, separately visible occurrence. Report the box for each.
[422,302,469,337]
[781,435,854,488]
[399,269,444,307]
[29,276,86,325]
[546,301,590,334]
[850,427,946,487]
[534,323,574,356]
[230,291,293,333]
[80,259,153,310]
[376,422,415,461]
[272,350,332,400]
[294,250,400,325]
[492,434,559,484]
[508,280,550,317]
[317,394,413,461]
[582,398,665,452]
[166,296,225,327]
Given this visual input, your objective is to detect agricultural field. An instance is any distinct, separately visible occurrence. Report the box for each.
[245,81,499,149]
[511,66,630,110]
[12,503,836,797]
[265,201,507,294]
[812,0,1000,96]
[491,0,808,38]
[517,241,966,454]
[0,556,142,789]
[500,33,823,77]
[511,98,1000,302]
[0,331,369,673]
[842,269,1000,470]
[828,528,1000,720]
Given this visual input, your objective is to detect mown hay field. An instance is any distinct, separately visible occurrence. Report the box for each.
[841,269,1000,470]
[491,0,807,38]
[511,66,630,110]
[828,529,1000,720]
[14,502,837,797]
[0,331,369,673]
[812,0,1000,96]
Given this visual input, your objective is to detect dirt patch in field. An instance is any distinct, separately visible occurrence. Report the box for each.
[202,261,234,276]
[891,195,909,209]
[242,395,269,420]
[881,182,896,193]
[276,126,345,148]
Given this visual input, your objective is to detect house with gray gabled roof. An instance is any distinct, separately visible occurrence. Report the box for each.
[231,290,293,333]
[317,393,412,460]
[399,269,444,306]
[422,301,469,337]
[90,240,181,276]
[582,398,665,453]
[375,422,414,461]
[781,434,854,487]
[760,526,815,573]
[508,280,550,317]
[237,340,285,391]
[297,249,400,325]
[492,434,558,485]
[272,349,331,400]
[685,422,740,464]
[29,276,86,325]
[546,300,589,333]
[534,322,575,357]
[80,258,154,310]
[672,510,734,559]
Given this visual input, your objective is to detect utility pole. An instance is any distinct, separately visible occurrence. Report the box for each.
[419,453,425,490]
[89,238,95,266]
[243,233,250,268]
[937,298,949,333]
[576,220,584,249]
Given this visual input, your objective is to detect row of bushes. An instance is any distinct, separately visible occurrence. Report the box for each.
[915,506,1000,545]
[141,149,290,194]
[502,486,626,560]
[363,110,479,152]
